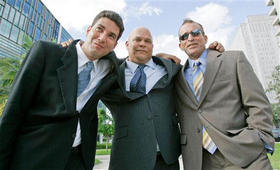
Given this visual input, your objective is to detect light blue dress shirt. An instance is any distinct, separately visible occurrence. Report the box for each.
[125,58,167,94]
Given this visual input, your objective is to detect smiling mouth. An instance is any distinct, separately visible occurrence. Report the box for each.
[94,42,104,49]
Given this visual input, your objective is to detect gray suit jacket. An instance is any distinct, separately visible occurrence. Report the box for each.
[175,50,274,169]
[102,56,181,170]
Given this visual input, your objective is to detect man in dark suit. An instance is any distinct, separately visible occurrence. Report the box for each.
[102,27,181,170]
[175,19,274,170]
[0,10,124,170]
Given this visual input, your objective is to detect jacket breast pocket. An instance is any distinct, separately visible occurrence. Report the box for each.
[114,126,128,140]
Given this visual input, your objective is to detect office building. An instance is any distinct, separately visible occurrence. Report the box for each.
[266,0,280,46]
[228,15,280,102]
[0,0,72,58]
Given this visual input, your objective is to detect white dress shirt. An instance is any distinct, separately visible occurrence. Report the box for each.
[72,41,111,147]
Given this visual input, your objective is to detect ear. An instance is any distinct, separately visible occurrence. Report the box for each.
[125,40,129,49]
[204,35,208,44]
[86,26,92,36]
[179,42,183,51]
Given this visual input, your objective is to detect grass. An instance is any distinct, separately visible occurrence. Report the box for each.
[268,142,280,169]
[96,149,111,155]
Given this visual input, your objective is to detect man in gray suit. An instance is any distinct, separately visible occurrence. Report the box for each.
[175,19,275,170]
[102,27,181,170]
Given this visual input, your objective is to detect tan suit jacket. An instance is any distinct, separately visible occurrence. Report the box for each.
[175,50,274,170]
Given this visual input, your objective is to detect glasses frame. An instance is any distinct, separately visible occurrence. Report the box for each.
[179,29,203,41]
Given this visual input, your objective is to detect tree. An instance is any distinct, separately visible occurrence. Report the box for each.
[266,65,280,127]
[98,108,114,151]
[0,35,33,115]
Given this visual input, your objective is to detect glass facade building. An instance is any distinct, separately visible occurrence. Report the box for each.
[0,0,72,58]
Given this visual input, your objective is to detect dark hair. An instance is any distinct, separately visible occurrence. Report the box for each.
[92,10,124,40]
[178,18,205,36]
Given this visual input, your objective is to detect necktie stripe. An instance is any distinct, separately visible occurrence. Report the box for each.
[192,62,217,154]
[77,62,93,97]
[130,65,146,93]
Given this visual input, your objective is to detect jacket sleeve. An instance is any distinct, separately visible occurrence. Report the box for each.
[236,51,275,150]
[0,41,45,169]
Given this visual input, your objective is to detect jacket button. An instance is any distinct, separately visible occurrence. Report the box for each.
[147,115,152,120]
[197,128,201,133]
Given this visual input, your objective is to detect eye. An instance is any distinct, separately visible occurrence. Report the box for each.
[95,26,103,32]
[109,33,116,40]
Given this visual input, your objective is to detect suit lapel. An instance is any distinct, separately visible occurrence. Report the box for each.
[199,50,222,106]
[179,61,199,105]
[56,40,79,112]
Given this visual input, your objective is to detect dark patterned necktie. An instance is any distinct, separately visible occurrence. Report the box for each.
[130,65,146,93]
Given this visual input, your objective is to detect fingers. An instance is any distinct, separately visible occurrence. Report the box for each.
[208,41,225,53]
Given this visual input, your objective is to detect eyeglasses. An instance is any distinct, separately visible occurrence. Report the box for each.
[179,29,202,41]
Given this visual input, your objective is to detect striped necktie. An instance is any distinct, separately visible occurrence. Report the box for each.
[192,61,217,154]
[130,65,146,93]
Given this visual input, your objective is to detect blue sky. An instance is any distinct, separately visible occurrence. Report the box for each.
[41,0,270,63]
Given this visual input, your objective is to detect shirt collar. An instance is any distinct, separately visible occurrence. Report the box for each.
[125,57,155,73]
[76,41,96,68]
[187,49,208,68]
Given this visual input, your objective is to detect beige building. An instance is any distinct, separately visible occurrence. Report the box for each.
[267,0,280,46]
[228,15,280,103]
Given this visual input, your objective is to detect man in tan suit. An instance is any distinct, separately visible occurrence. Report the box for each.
[175,19,275,170]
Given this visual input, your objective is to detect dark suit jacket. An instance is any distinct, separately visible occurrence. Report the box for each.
[102,56,181,170]
[0,40,119,170]
[175,50,274,169]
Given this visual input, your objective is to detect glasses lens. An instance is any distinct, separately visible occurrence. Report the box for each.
[191,29,201,36]
[180,33,189,41]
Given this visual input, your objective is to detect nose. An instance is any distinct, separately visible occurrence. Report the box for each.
[139,40,146,47]
[98,33,106,42]
[187,34,194,41]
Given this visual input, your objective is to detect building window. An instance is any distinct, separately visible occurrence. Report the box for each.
[28,21,33,36]
[18,14,25,29]
[17,30,24,44]
[37,1,42,14]
[29,6,33,19]
[45,10,49,21]
[14,10,20,25]
[10,25,19,42]
[0,5,4,16]
[7,0,15,7]
[23,2,30,15]
[15,0,22,10]
[3,4,10,19]
[0,19,12,38]
[34,27,40,41]
[8,7,15,22]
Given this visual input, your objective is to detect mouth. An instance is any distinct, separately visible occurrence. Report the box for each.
[94,42,104,49]
[187,43,198,48]
[136,50,147,53]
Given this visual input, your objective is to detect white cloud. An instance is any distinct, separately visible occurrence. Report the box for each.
[153,34,187,64]
[185,2,235,47]
[122,2,162,22]
[41,0,126,39]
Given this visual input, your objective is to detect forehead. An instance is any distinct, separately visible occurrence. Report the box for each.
[94,17,120,36]
[179,23,201,34]
[131,29,152,39]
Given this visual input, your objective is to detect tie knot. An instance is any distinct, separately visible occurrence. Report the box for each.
[192,61,201,72]
[86,61,93,69]
[138,64,146,69]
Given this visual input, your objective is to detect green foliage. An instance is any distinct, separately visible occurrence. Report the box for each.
[268,143,280,169]
[0,34,33,112]
[98,108,114,151]
[266,65,280,126]
[96,142,112,149]
[96,149,111,155]
[95,158,101,164]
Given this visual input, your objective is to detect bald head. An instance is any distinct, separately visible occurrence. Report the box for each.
[126,27,154,64]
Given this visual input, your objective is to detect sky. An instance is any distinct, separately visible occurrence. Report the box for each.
[40,0,270,63]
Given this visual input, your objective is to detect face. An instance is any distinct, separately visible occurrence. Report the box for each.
[179,23,208,60]
[82,17,120,60]
[126,27,153,64]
